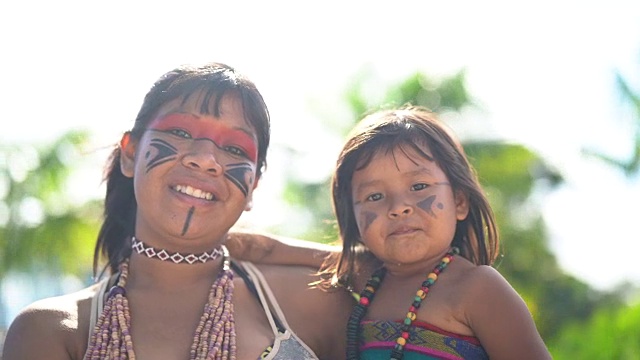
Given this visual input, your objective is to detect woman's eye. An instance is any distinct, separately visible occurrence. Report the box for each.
[411,183,428,191]
[169,129,192,139]
[225,145,248,158]
[366,193,383,202]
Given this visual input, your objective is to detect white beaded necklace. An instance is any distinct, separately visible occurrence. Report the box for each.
[131,237,224,264]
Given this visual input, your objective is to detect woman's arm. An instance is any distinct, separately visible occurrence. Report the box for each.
[226,230,340,268]
[3,300,78,360]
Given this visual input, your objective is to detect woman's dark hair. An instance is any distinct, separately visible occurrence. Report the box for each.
[327,105,498,288]
[93,62,270,276]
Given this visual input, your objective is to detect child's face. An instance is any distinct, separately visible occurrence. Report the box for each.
[121,91,259,246]
[350,144,468,269]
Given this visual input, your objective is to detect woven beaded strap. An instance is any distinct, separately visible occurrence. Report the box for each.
[131,237,223,264]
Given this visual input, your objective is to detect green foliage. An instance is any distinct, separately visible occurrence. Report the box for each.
[583,70,640,176]
[281,180,336,243]
[465,141,562,201]
[549,300,640,360]
[343,68,471,123]
[0,131,101,278]
[386,70,471,112]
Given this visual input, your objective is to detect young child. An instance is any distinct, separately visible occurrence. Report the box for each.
[2,62,352,360]
[236,106,552,359]
[332,106,551,359]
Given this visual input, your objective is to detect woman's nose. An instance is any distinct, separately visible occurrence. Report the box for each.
[181,139,223,175]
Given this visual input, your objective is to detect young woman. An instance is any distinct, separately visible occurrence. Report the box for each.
[2,62,352,360]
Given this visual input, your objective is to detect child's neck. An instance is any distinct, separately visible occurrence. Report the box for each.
[382,249,452,278]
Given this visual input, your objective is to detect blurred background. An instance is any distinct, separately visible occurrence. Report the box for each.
[1,1,639,358]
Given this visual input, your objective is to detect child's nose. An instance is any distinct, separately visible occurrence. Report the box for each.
[181,139,223,175]
[388,197,414,218]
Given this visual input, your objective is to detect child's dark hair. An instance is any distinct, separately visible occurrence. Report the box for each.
[93,62,271,277]
[329,105,498,287]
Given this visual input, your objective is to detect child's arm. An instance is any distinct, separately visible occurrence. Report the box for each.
[226,230,340,268]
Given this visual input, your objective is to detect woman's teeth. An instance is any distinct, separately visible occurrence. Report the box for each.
[174,185,214,200]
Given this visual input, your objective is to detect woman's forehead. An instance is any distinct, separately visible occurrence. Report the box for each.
[154,91,249,126]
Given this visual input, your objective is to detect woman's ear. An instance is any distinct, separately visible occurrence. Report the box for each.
[244,192,254,211]
[243,175,260,211]
[119,132,136,178]
[454,189,470,221]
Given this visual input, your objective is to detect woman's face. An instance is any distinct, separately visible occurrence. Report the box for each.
[121,91,260,250]
[350,145,468,271]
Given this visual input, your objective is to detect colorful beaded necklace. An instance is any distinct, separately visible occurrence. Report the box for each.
[346,247,459,360]
[85,246,236,360]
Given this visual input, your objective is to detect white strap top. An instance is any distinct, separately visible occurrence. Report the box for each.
[240,262,319,360]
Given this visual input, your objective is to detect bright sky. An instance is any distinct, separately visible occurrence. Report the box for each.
[2,1,639,291]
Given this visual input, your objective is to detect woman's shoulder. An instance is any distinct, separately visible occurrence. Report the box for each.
[2,283,101,360]
[248,263,352,360]
[252,262,353,305]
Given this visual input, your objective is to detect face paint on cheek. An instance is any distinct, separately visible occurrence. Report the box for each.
[145,138,178,173]
[358,211,378,233]
[224,162,254,197]
[417,195,441,218]
[181,206,195,236]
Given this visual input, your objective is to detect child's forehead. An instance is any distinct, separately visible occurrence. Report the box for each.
[364,142,435,166]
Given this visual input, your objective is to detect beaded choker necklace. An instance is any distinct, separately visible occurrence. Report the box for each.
[131,236,223,264]
[346,247,459,360]
[85,246,236,359]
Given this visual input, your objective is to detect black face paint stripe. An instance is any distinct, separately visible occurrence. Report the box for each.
[417,195,438,217]
[181,206,195,236]
[362,211,378,232]
[146,138,178,173]
[224,162,253,197]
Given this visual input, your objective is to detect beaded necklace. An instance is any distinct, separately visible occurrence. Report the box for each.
[85,247,236,360]
[131,236,224,264]
[346,247,459,360]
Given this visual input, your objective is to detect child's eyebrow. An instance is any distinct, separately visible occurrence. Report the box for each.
[405,168,436,177]
[354,179,382,192]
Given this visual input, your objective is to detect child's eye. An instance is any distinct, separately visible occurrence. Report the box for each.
[366,193,383,202]
[411,183,428,191]
[224,145,249,158]
[169,129,192,139]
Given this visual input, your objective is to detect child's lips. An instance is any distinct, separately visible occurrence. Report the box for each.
[388,226,420,237]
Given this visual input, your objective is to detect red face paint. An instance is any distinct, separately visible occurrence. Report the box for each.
[149,113,258,163]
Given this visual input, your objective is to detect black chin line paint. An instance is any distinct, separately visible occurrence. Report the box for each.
[181,206,195,236]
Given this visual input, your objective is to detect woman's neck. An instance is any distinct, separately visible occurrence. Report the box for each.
[126,251,225,292]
